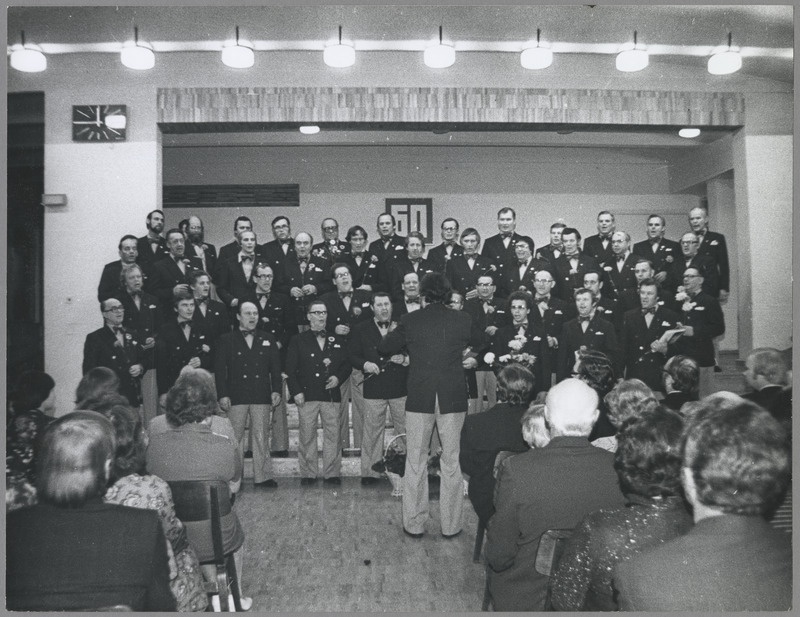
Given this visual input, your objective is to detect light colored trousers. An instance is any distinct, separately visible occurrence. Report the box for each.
[229,404,273,483]
[403,402,466,536]
[360,396,406,477]
[297,400,342,479]
[270,378,289,451]
[474,370,498,414]
[338,370,365,449]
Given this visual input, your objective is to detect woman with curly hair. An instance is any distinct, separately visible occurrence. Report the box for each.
[75,366,121,408]
[550,406,692,611]
[592,378,660,452]
[573,349,617,440]
[102,404,208,611]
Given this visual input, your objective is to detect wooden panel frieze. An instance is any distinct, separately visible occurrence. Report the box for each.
[157,87,744,127]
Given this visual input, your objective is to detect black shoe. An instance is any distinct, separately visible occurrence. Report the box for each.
[403,527,424,539]
[254,479,278,489]
[270,450,290,457]
[714,365,723,373]
[323,477,342,485]
[300,477,318,486]
[244,450,253,459]
[360,477,379,486]
[442,530,462,539]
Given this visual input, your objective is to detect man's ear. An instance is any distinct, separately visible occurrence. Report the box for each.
[104,458,113,482]
[681,466,697,506]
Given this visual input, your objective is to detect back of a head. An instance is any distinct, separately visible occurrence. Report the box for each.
[521,403,550,448]
[12,370,55,413]
[497,364,535,405]
[749,347,789,386]
[576,351,616,398]
[101,404,147,483]
[683,400,790,516]
[165,368,217,427]
[419,272,451,304]
[614,406,684,498]
[75,391,130,415]
[545,378,600,437]
[36,411,116,507]
[75,366,120,406]
[605,379,659,429]
[664,354,699,394]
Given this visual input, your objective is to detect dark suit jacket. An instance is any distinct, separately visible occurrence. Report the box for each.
[113,290,162,341]
[529,296,575,346]
[378,302,474,414]
[672,291,724,367]
[552,252,600,301]
[312,238,349,263]
[240,289,296,356]
[348,319,409,400]
[82,325,146,406]
[614,515,791,611]
[582,234,615,267]
[216,255,259,308]
[391,298,421,319]
[320,289,374,333]
[155,319,214,394]
[632,237,681,287]
[276,256,333,326]
[459,402,529,524]
[601,254,638,300]
[7,500,175,611]
[669,253,720,299]
[464,297,509,369]
[535,243,563,265]
[339,250,380,289]
[445,254,497,297]
[214,330,282,405]
[259,238,295,291]
[285,330,351,403]
[136,234,169,267]
[486,437,625,612]
[427,242,464,274]
[191,297,230,345]
[557,314,621,381]
[500,257,554,298]
[595,294,625,336]
[217,240,243,265]
[621,306,680,392]
[186,241,217,277]
[148,255,204,309]
[98,260,149,302]
[389,257,436,302]
[696,230,730,293]
[481,233,535,293]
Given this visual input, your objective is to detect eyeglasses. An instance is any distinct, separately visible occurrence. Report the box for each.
[683,274,701,279]
[681,241,699,245]
[476,283,494,287]
[323,226,338,231]
[442,227,458,232]
[335,273,350,279]
[103,306,124,313]
[534,279,553,284]
[308,310,328,316]
[273,224,289,230]
[256,274,273,279]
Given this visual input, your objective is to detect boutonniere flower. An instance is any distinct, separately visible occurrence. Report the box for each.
[201,344,210,353]
[603,265,613,271]
[263,340,270,346]
[682,301,696,312]
[370,255,379,264]
[483,352,496,365]
[498,354,512,363]
[322,358,332,368]
[508,338,525,352]
[312,248,325,258]
[125,333,132,340]
[327,336,335,343]
[353,307,362,316]
[675,287,688,302]
[149,304,157,309]
[665,255,674,263]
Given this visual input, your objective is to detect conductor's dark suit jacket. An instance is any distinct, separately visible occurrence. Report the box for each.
[82,325,147,406]
[7,500,175,611]
[621,305,680,392]
[378,302,474,414]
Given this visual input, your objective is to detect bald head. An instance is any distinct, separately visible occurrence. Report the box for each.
[544,378,600,437]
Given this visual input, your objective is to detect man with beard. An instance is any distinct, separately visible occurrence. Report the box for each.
[136,209,169,271]
[185,216,217,281]
[98,234,141,301]
[582,210,617,267]
[389,232,436,302]
[312,218,349,264]
[149,228,203,317]
[632,214,681,290]
[427,218,464,274]
[217,216,253,265]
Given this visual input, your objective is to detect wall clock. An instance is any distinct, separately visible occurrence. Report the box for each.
[72,105,127,142]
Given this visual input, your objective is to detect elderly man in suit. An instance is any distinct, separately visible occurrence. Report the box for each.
[632,214,681,290]
[348,292,409,485]
[689,206,730,302]
[552,227,600,301]
[672,267,725,397]
[486,378,625,611]
[481,207,534,289]
[557,288,620,381]
[378,272,476,539]
[215,301,283,489]
[83,297,147,408]
[148,228,203,316]
[98,234,142,302]
[742,347,792,427]
[285,300,352,486]
[217,215,253,265]
[427,218,464,274]
[279,232,333,330]
[312,218,349,264]
[614,400,791,611]
[620,278,680,392]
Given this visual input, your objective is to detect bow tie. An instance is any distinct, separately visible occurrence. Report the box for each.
[483,299,494,306]
[298,257,309,264]
[377,321,390,328]
[405,298,419,305]
[616,255,626,262]
[240,328,255,336]
[339,292,353,299]
[240,255,253,263]
[696,230,706,237]
[518,260,529,267]
[314,330,327,339]
[642,307,657,315]
[129,291,142,299]
[352,251,364,257]
[515,323,528,330]
[650,237,661,244]
[112,326,123,335]
[195,297,208,305]
[257,293,269,300]
[149,237,162,245]
[410,258,422,264]
[444,241,456,247]
[501,233,513,239]
[173,255,185,263]
[600,234,613,241]
[578,315,591,323]
[179,321,191,330]
[535,295,550,303]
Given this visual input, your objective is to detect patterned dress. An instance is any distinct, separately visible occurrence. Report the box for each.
[6,408,54,511]
[104,474,208,612]
[550,494,693,611]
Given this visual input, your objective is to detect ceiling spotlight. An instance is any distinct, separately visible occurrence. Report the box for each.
[616,30,649,72]
[708,33,742,75]
[221,26,254,69]
[121,26,155,70]
[299,125,320,135]
[520,29,553,70]
[678,128,701,139]
[424,26,455,69]
[9,30,47,73]
[323,25,355,68]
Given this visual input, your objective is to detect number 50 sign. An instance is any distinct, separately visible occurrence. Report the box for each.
[386,198,433,244]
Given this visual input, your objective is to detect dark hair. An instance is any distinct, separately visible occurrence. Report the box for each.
[507,290,532,311]
[637,277,660,291]
[178,219,190,232]
[550,222,567,231]
[634,257,654,269]
[405,231,426,247]
[36,411,115,507]
[102,404,146,482]
[497,207,516,219]
[514,237,533,251]
[419,272,451,304]
[614,406,685,498]
[146,209,164,222]
[12,370,55,412]
[165,369,218,427]
[445,290,464,308]
[76,392,131,415]
[165,228,184,243]
[683,400,790,515]
[172,287,194,306]
[346,225,368,242]
[236,215,254,230]
[604,379,659,429]
[664,355,699,394]
[370,291,391,307]
[441,217,459,230]
[330,262,352,281]
[561,227,581,242]
[597,210,615,220]
[118,234,138,250]
[647,214,666,226]
[377,212,396,225]
[496,364,535,405]
[460,227,481,243]
[75,367,120,406]
[576,350,615,397]
[573,287,596,303]
[188,269,211,286]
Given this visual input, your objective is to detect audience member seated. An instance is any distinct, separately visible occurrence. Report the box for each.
[660,354,699,412]
[742,347,792,431]
[493,403,551,502]
[573,350,617,440]
[551,407,692,610]
[6,371,57,511]
[459,364,535,526]
[145,369,250,609]
[75,366,123,408]
[7,411,175,611]
[614,399,791,611]
[591,379,659,452]
[486,378,625,611]
[102,404,208,611]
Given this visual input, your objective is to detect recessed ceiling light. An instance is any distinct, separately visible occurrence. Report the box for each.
[9,31,46,73]
[299,126,320,135]
[424,26,455,68]
[221,26,254,69]
[616,31,649,72]
[520,29,553,70]
[678,128,701,138]
[323,26,355,68]
[120,27,155,70]
[708,33,742,75]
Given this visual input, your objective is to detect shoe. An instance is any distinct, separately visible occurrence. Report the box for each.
[323,477,342,485]
[442,530,462,539]
[360,477,379,486]
[714,365,723,373]
[300,477,318,486]
[403,527,424,539]
[270,450,289,457]
[237,596,253,612]
[244,450,253,459]
[254,479,278,489]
